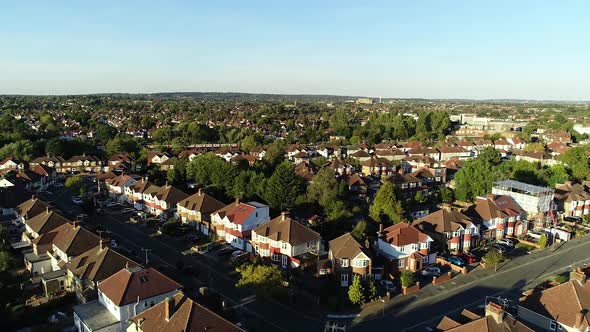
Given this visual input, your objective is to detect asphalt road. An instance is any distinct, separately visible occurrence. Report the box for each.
[351,236,590,331]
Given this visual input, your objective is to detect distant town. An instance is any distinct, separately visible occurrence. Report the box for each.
[1,94,590,331]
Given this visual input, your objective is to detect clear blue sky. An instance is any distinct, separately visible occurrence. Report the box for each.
[1,1,589,100]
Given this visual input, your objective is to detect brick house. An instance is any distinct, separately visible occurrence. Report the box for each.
[412,209,480,252]
[463,194,527,240]
[375,223,435,274]
[176,188,225,235]
[328,233,372,287]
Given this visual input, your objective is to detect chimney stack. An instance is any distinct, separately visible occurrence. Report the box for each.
[164,297,173,321]
[235,197,240,204]
[379,223,384,234]
[281,211,288,221]
[198,188,203,195]
[485,302,504,324]
[570,268,587,285]
[46,206,50,214]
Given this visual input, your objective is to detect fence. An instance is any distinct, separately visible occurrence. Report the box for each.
[432,272,453,285]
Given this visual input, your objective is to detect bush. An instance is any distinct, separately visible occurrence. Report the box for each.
[538,234,548,248]
[400,270,415,288]
[160,220,181,235]
[550,274,568,284]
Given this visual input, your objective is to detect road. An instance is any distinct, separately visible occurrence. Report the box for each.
[351,236,590,331]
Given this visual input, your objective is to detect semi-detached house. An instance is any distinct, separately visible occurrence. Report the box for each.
[375,223,435,273]
[328,233,372,287]
[211,200,270,251]
[412,209,480,252]
[251,212,321,269]
[176,188,225,235]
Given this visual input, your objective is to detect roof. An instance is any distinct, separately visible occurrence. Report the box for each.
[519,280,590,330]
[464,195,524,221]
[225,202,257,225]
[25,210,69,235]
[329,233,368,260]
[17,197,51,219]
[412,209,475,233]
[52,224,101,257]
[436,307,533,332]
[554,183,590,202]
[381,223,430,247]
[98,267,182,306]
[493,180,552,195]
[129,292,244,332]
[151,185,189,205]
[73,300,119,331]
[176,190,225,214]
[68,246,140,283]
[254,214,321,246]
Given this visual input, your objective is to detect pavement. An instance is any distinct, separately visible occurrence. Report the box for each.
[350,236,590,331]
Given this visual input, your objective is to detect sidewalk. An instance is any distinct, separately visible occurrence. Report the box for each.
[355,235,589,320]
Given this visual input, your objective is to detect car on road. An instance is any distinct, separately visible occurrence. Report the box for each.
[380,279,397,293]
[72,196,83,205]
[230,251,250,264]
[456,252,479,264]
[446,256,465,267]
[496,239,514,247]
[420,266,441,277]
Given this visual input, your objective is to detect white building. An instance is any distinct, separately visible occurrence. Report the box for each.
[492,180,554,218]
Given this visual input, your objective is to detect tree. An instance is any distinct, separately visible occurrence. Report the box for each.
[0,140,38,161]
[369,182,404,224]
[483,249,504,272]
[538,234,548,249]
[365,278,378,301]
[307,168,339,207]
[240,135,257,154]
[263,140,286,166]
[106,136,140,157]
[236,264,285,297]
[559,146,590,181]
[351,220,368,242]
[414,191,426,204]
[441,187,455,204]
[264,161,304,211]
[400,270,415,288]
[348,275,365,305]
[454,159,501,201]
[65,175,83,196]
[546,165,569,187]
[0,250,12,272]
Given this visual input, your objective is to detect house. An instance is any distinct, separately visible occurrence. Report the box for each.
[349,150,372,162]
[518,268,590,332]
[0,157,26,172]
[328,233,372,287]
[316,144,335,159]
[67,244,140,303]
[494,139,511,151]
[346,173,367,194]
[407,147,441,161]
[0,177,15,188]
[142,184,188,217]
[22,209,69,244]
[147,152,170,166]
[360,157,393,177]
[159,157,176,171]
[176,188,225,235]
[463,195,527,240]
[73,267,182,332]
[215,148,239,162]
[126,178,156,211]
[375,223,435,273]
[325,159,354,176]
[434,302,534,331]
[211,200,270,251]
[492,180,554,219]
[507,137,527,150]
[107,154,135,172]
[553,182,590,217]
[294,161,317,183]
[374,148,406,161]
[437,146,471,161]
[401,155,440,173]
[410,166,446,185]
[65,154,103,173]
[412,209,480,252]
[387,172,425,199]
[105,174,138,203]
[251,212,321,269]
[32,164,58,186]
[30,156,67,173]
[127,292,244,332]
[250,146,266,160]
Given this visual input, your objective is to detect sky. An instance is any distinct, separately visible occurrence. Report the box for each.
[1,1,589,100]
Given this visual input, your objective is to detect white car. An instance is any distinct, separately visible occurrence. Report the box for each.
[72,197,83,205]
[420,266,441,276]
[496,239,514,247]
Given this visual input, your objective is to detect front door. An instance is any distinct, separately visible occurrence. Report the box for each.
[341,274,349,287]
[281,255,288,268]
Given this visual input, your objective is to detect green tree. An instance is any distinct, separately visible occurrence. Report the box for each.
[0,250,12,272]
[348,275,365,305]
[400,270,415,288]
[366,278,378,301]
[369,182,404,224]
[538,234,548,249]
[546,165,569,187]
[264,161,304,211]
[236,264,286,297]
[65,175,83,196]
[483,249,504,272]
[441,187,455,203]
[454,157,501,202]
[105,136,140,157]
[240,135,257,154]
[0,140,38,161]
[559,146,590,181]
[351,220,368,242]
[263,140,286,166]
[414,191,426,204]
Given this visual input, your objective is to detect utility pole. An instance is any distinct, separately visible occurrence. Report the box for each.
[141,248,151,265]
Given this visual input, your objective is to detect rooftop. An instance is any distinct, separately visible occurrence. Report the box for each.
[74,300,120,331]
[493,179,553,195]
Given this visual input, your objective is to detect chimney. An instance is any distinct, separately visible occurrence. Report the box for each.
[379,223,384,234]
[198,188,203,195]
[485,302,504,324]
[281,211,288,221]
[570,268,587,285]
[235,197,240,204]
[46,206,50,214]
[164,297,173,321]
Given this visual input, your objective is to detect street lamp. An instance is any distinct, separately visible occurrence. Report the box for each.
[141,248,151,265]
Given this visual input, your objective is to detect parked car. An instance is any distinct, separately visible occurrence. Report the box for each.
[217,246,238,256]
[380,279,397,293]
[489,244,508,254]
[456,252,479,264]
[106,202,121,208]
[121,208,136,214]
[230,251,250,264]
[420,266,441,277]
[72,196,83,205]
[446,256,465,267]
[496,239,514,247]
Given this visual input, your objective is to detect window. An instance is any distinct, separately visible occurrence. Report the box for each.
[353,259,369,268]
[549,321,556,330]
[150,301,155,307]
[281,242,288,250]
[307,241,314,248]
[422,256,428,263]
[271,253,281,262]
[341,259,349,267]
[397,260,405,268]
